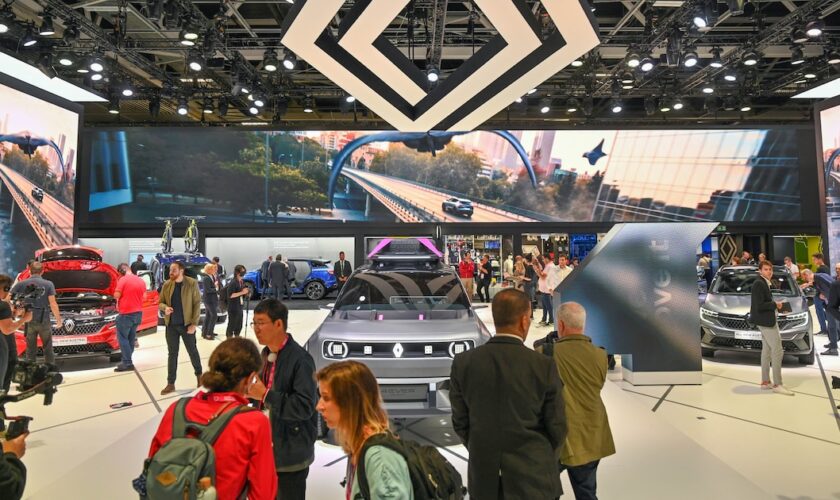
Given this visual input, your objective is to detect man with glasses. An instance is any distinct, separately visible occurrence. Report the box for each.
[247,299,318,500]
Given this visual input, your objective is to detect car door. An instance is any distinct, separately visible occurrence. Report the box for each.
[137,271,159,330]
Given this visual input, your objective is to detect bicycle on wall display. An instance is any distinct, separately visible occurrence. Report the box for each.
[155,216,181,253]
[182,216,206,254]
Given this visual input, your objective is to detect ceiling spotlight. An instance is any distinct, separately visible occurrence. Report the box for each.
[790,45,805,65]
[566,98,579,113]
[254,94,266,107]
[621,81,634,90]
[723,69,737,82]
[58,55,74,66]
[181,20,200,41]
[805,19,823,38]
[249,106,259,115]
[571,58,584,67]
[804,71,817,79]
[90,73,103,81]
[514,96,523,104]
[282,50,297,70]
[303,96,314,113]
[702,81,715,94]
[741,50,759,66]
[692,9,708,29]
[539,98,551,114]
[611,99,623,114]
[620,72,635,85]
[673,97,685,110]
[426,64,440,83]
[640,54,656,72]
[527,88,538,95]
[683,49,699,68]
[710,47,723,68]
[21,26,38,47]
[108,98,119,115]
[790,27,809,44]
[187,51,204,72]
[263,49,278,72]
[121,83,134,97]
[660,98,671,113]
[39,12,55,36]
[739,98,751,112]
[239,82,251,95]
[203,97,214,114]
[722,95,737,111]
[177,98,188,116]
[0,8,13,34]
[627,49,641,68]
[827,48,840,65]
[644,96,656,116]
[179,29,196,46]
[88,56,105,72]
[345,94,356,103]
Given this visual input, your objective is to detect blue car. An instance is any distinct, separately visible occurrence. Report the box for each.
[243,258,337,300]
[151,252,228,325]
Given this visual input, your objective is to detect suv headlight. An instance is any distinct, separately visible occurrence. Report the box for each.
[448,341,473,358]
[699,308,718,322]
[323,341,349,359]
[104,313,118,322]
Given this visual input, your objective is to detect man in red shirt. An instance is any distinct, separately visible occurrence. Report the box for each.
[113,263,147,372]
[459,252,476,302]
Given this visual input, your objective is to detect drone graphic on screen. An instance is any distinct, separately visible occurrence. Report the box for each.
[328,130,537,205]
[583,139,608,166]
[0,131,68,182]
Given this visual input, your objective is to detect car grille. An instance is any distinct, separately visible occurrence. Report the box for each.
[711,313,806,331]
[39,342,114,356]
[341,341,472,359]
[709,337,801,351]
[52,319,109,336]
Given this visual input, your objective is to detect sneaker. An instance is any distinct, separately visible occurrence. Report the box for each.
[825,343,833,348]
[821,349,839,356]
[760,382,773,390]
[113,364,134,372]
[538,321,547,326]
[772,385,795,396]
[160,384,176,395]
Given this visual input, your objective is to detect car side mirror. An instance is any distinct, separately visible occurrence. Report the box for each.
[803,287,817,298]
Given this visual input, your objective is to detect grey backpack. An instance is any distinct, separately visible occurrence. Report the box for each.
[143,397,254,499]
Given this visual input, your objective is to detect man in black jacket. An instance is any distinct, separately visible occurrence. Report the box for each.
[268,255,288,301]
[751,261,794,395]
[333,251,352,289]
[0,433,27,500]
[260,256,273,297]
[248,299,318,500]
[823,278,840,356]
[450,288,567,500]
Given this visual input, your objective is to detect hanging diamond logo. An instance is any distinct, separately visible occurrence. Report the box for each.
[280,0,600,132]
[393,343,404,358]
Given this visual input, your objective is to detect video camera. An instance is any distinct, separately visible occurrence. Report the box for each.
[0,361,62,439]
[10,284,45,312]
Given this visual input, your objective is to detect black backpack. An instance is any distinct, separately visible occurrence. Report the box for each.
[218,281,230,313]
[354,433,465,500]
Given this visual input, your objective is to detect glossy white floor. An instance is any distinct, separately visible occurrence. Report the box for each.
[11,307,840,500]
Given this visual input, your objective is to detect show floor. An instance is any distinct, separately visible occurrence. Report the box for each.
[11,307,840,500]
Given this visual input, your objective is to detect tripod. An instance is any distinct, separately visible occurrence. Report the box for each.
[243,293,251,339]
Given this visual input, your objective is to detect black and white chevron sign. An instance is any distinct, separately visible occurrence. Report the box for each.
[280,0,600,132]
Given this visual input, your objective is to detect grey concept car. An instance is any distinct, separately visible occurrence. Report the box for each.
[305,249,492,418]
[700,265,815,365]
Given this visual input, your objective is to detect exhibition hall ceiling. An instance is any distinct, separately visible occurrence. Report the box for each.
[0,0,838,127]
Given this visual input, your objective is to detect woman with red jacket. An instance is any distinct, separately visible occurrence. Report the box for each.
[148,337,277,499]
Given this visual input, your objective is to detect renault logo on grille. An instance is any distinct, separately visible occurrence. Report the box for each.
[63,318,76,333]
[393,343,404,358]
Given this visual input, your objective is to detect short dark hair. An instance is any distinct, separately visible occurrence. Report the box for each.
[812,253,824,261]
[255,298,288,328]
[339,251,345,255]
[558,254,568,260]
[491,289,531,330]
[30,262,43,275]
[759,260,773,270]
[137,254,144,259]
[201,338,263,392]
[170,260,185,270]
[234,264,246,277]
[213,256,220,263]
[0,274,12,291]
[275,254,283,261]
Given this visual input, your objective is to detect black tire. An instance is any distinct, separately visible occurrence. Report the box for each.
[304,281,326,300]
[798,349,815,365]
[701,347,715,358]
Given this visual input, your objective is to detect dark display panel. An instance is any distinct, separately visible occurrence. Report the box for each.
[81,128,808,225]
[819,103,840,265]
[0,78,80,275]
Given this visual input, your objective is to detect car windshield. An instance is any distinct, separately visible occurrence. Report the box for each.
[163,263,208,280]
[711,269,798,297]
[334,271,470,311]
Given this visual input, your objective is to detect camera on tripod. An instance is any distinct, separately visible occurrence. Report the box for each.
[1,361,62,439]
[10,284,45,312]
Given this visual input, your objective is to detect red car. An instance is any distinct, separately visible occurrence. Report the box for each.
[15,246,159,361]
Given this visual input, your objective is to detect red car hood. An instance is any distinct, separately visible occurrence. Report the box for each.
[17,260,120,295]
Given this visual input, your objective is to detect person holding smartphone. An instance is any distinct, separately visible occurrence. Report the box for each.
[751,261,794,395]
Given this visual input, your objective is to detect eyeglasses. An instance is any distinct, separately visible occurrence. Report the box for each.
[249,321,273,327]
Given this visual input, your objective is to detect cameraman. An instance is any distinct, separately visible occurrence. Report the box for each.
[10,262,60,366]
[0,431,27,500]
[0,274,32,435]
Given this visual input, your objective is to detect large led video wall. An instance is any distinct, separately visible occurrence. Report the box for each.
[819,102,840,265]
[0,79,79,275]
[81,128,807,225]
